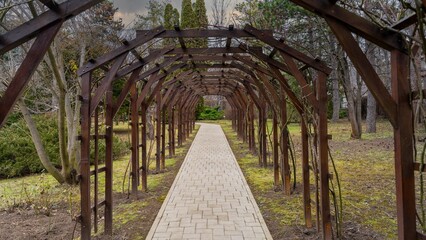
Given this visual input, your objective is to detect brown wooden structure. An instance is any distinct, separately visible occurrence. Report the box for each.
[0,0,424,239]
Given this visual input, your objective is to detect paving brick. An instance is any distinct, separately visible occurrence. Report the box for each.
[146,124,272,240]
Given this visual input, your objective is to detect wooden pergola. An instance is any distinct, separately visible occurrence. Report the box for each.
[0,0,423,239]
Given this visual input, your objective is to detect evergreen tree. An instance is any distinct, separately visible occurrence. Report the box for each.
[164,4,180,46]
[164,3,174,30]
[193,0,208,47]
[181,0,195,29]
[172,8,180,26]
[194,0,208,28]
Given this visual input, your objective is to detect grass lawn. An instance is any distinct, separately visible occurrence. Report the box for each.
[0,119,420,239]
[0,122,199,239]
[208,119,399,239]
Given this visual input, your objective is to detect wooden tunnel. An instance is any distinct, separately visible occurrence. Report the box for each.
[0,0,423,239]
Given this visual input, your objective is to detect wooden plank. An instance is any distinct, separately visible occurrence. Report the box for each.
[156,47,263,55]
[301,120,312,227]
[80,73,92,240]
[239,43,291,74]
[116,47,174,79]
[392,50,416,239]
[316,72,332,239]
[104,83,114,235]
[137,29,272,39]
[89,53,127,115]
[0,0,102,55]
[232,55,273,76]
[165,54,252,62]
[141,102,148,191]
[0,23,62,128]
[39,0,58,10]
[244,25,331,74]
[136,57,184,106]
[175,26,187,49]
[289,0,405,51]
[156,91,162,171]
[78,26,165,75]
[273,114,279,187]
[267,65,304,114]
[392,13,419,30]
[112,68,142,117]
[280,52,318,109]
[130,82,139,195]
[280,86,291,196]
[326,17,398,128]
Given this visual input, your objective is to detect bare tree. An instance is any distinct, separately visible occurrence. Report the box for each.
[212,0,231,26]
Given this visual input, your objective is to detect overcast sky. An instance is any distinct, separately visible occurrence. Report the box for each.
[111,0,243,28]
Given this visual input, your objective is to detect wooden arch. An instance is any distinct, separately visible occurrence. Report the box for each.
[0,1,422,239]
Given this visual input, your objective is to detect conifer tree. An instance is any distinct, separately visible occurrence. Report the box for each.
[194,0,208,28]
[194,0,208,47]
[164,4,174,30]
[181,0,195,29]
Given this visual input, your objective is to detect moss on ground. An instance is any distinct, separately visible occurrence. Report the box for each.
[0,124,200,240]
[209,119,398,239]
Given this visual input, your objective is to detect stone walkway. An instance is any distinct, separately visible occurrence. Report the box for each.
[147,123,272,240]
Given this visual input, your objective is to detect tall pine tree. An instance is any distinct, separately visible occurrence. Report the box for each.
[194,0,208,28]
[164,4,174,30]
[181,0,195,29]
[164,4,180,46]
[172,8,180,27]
[194,0,208,47]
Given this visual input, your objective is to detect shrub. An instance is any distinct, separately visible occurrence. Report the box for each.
[198,106,224,120]
[0,114,129,178]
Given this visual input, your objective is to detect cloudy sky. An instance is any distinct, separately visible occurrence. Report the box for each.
[111,0,243,28]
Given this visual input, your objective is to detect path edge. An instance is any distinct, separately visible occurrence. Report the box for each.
[145,123,203,240]
[219,124,274,240]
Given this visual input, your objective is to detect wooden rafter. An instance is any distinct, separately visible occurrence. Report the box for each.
[0,0,103,55]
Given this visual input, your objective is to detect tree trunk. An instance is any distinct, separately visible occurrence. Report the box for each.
[18,100,65,183]
[332,76,340,122]
[338,48,362,138]
[366,44,377,133]
[366,90,376,132]
[47,46,75,184]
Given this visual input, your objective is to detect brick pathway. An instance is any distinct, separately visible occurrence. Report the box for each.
[146,123,272,240]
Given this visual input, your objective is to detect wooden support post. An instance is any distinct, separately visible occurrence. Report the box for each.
[186,110,190,137]
[156,93,162,172]
[247,105,252,151]
[301,118,312,228]
[93,106,99,233]
[178,104,183,147]
[316,73,332,239]
[232,109,236,130]
[80,73,92,240]
[172,107,176,155]
[273,112,280,187]
[130,82,139,195]
[243,109,247,143]
[104,84,114,235]
[391,50,416,239]
[248,103,255,154]
[281,91,291,195]
[168,107,174,157]
[141,102,148,191]
[161,107,166,170]
[261,106,268,168]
